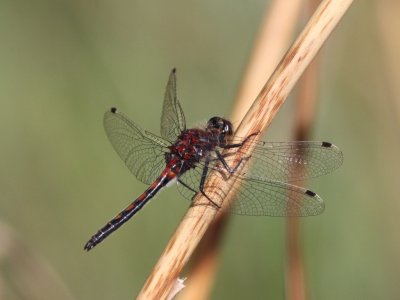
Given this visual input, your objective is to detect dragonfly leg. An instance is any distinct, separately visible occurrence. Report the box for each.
[197,157,221,209]
[178,178,198,195]
[220,132,259,149]
[214,132,258,180]
[215,150,250,177]
[178,175,220,210]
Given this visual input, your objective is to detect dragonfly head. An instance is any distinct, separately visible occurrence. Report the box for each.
[207,117,233,137]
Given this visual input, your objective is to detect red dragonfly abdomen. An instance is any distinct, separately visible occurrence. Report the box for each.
[84,166,178,251]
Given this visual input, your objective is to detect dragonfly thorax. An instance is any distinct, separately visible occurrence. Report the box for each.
[169,129,215,162]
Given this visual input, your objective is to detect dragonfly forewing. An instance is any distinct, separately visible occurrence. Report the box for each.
[221,140,343,182]
[160,68,186,142]
[104,108,170,185]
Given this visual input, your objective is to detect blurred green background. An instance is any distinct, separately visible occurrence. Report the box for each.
[1,1,399,299]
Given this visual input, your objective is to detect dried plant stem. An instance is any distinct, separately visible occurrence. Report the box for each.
[179,1,305,299]
[176,215,226,300]
[137,1,353,299]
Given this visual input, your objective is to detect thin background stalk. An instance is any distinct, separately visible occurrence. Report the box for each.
[0,222,76,300]
[138,1,353,299]
[376,1,400,125]
[285,57,319,300]
[230,0,306,124]
[178,1,305,299]
[375,0,400,283]
[285,2,320,300]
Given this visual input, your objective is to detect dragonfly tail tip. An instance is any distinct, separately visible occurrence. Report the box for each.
[84,240,95,252]
[321,141,332,148]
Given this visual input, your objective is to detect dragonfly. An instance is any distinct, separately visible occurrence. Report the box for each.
[84,69,343,251]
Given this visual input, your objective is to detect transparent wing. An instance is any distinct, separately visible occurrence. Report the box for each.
[221,140,343,182]
[104,108,170,185]
[177,164,324,217]
[176,152,221,200]
[229,177,324,216]
[177,165,206,200]
[160,69,186,142]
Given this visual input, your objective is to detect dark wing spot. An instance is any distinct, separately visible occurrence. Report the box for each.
[322,141,332,148]
[305,190,316,197]
[110,107,117,113]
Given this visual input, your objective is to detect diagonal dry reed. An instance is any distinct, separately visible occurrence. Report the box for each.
[178,1,305,299]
